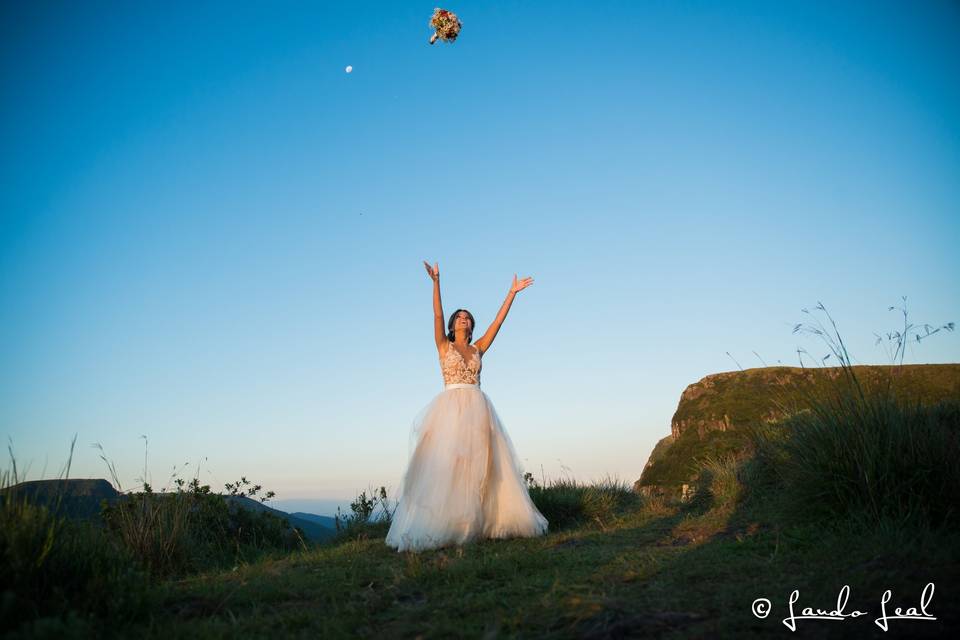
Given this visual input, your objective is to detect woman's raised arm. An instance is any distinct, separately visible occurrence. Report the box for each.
[423,261,446,350]
[474,273,534,355]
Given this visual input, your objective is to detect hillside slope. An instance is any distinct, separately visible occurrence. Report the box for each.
[2,479,335,541]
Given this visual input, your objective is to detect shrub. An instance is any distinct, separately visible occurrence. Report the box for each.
[93,442,304,577]
[745,301,960,528]
[526,473,640,531]
[330,485,393,544]
[686,452,748,511]
[0,442,149,636]
[750,393,960,528]
[101,476,304,577]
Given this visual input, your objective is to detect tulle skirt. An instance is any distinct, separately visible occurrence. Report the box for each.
[385,383,549,552]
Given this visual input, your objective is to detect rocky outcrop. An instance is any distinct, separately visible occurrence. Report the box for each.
[635,364,960,496]
[669,364,960,440]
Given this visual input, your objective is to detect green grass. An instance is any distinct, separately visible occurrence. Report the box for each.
[1,461,151,637]
[112,377,959,639]
[526,474,641,531]
[637,427,751,490]
[105,482,959,639]
[5,441,960,638]
[749,394,960,528]
[0,444,306,638]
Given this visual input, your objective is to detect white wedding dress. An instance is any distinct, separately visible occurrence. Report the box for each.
[385,342,549,552]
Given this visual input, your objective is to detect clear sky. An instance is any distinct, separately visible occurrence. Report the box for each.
[2,1,958,517]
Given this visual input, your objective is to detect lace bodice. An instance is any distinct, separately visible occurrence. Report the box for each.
[440,343,482,385]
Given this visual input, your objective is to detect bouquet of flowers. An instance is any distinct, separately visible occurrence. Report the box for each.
[429,8,462,44]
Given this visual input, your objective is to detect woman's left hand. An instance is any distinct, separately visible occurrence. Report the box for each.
[510,274,534,294]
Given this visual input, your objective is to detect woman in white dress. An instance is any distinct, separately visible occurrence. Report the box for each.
[385,261,549,552]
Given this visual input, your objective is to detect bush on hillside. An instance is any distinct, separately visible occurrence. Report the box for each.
[0,462,149,636]
[747,392,960,528]
[525,473,640,531]
[101,476,304,577]
[726,302,960,528]
[331,485,394,544]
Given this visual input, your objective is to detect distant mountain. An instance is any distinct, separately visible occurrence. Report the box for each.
[290,512,338,530]
[0,478,118,519]
[222,496,335,542]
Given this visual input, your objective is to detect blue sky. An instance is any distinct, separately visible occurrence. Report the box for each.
[2,1,958,516]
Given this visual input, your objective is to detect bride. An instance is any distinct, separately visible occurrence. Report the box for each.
[385,261,550,552]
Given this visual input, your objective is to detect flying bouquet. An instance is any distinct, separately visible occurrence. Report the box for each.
[428,8,462,45]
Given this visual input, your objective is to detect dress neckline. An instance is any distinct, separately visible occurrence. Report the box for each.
[446,342,480,363]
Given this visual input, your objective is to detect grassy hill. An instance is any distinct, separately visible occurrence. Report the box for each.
[636,364,960,496]
[78,478,960,638]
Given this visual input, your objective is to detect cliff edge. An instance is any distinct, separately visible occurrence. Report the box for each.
[635,364,960,497]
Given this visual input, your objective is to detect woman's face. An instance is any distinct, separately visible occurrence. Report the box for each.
[454,311,473,333]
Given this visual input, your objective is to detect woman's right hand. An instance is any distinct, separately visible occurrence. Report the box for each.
[423,260,439,282]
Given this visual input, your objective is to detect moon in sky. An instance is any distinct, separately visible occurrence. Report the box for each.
[345,65,353,73]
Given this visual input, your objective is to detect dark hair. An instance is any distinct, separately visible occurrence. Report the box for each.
[447,308,475,342]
